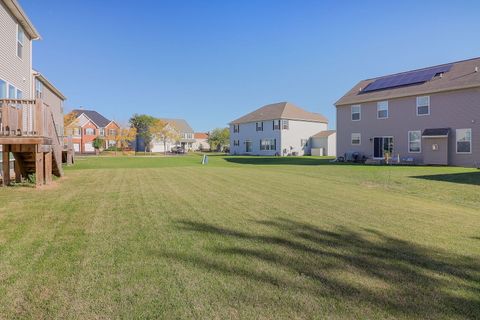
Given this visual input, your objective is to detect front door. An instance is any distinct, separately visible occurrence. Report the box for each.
[373,137,394,159]
[245,140,252,153]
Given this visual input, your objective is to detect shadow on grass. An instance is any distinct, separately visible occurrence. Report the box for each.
[224,157,335,166]
[161,218,480,319]
[411,171,480,186]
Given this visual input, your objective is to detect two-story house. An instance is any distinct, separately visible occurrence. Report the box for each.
[335,57,480,167]
[150,118,195,152]
[229,102,330,156]
[1,0,67,186]
[66,109,120,153]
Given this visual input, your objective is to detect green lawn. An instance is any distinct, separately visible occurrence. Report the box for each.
[0,155,479,319]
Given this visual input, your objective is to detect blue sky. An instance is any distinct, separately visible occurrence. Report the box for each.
[23,0,480,132]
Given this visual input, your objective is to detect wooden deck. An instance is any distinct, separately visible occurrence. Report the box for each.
[0,99,67,187]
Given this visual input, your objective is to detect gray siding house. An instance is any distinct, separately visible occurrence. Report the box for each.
[335,57,480,167]
[230,102,330,156]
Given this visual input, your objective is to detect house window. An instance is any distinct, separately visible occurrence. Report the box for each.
[260,139,276,150]
[456,128,472,154]
[85,128,95,135]
[73,128,80,136]
[109,129,116,136]
[99,128,105,136]
[8,85,16,99]
[351,133,361,145]
[282,120,289,130]
[273,120,280,130]
[245,140,252,152]
[408,131,421,153]
[16,89,22,99]
[256,122,264,132]
[300,139,308,147]
[351,105,361,121]
[233,140,240,146]
[233,124,239,133]
[35,79,43,99]
[17,25,24,59]
[377,101,389,119]
[416,96,430,116]
[0,79,6,99]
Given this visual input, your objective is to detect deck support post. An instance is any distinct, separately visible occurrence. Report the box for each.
[14,159,22,183]
[2,144,10,186]
[44,151,52,185]
[35,148,44,187]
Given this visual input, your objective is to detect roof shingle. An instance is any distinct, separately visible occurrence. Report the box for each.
[230,102,328,124]
[72,109,111,128]
[336,57,480,106]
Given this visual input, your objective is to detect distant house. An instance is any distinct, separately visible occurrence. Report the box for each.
[311,130,336,156]
[229,102,332,156]
[150,118,195,152]
[335,57,480,167]
[193,132,210,151]
[66,109,120,153]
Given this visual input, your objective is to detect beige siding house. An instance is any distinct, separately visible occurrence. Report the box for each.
[0,0,38,100]
[335,57,480,167]
[0,0,68,186]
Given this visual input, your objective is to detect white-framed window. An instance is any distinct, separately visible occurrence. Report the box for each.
[99,128,105,136]
[282,119,289,130]
[300,139,308,147]
[351,133,361,145]
[233,124,239,133]
[256,122,264,132]
[260,139,276,150]
[456,128,472,154]
[73,128,80,136]
[109,129,116,136]
[16,89,22,99]
[273,120,280,130]
[351,105,361,121]
[377,101,389,119]
[17,24,24,59]
[0,79,6,99]
[35,79,43,99]
[85,128,95,135]
[416,96,430,116]
[408,131,421,153]
[8,84,16,99]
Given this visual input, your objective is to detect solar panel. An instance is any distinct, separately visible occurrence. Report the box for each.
[362,64,453,93]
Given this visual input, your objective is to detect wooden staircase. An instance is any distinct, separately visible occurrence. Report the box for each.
[0,99,64,187]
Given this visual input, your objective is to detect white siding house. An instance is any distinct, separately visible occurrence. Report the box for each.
[230,102,332,156]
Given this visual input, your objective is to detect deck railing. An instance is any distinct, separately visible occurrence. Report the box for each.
[0,99,51,137]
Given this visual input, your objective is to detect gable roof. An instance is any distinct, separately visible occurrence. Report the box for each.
[336,57,480,106]
[33,71,67,100]
[72,109,111,128]
[312,130,336,138]
[230,102,328,124]
[2,0,41,39]
[159,118,194,133]
[194,132,209,139]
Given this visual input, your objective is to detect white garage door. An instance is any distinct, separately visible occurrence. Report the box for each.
[74,143,80,152]
[84,143,94,152]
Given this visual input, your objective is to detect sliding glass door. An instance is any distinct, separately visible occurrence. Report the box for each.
[373,137,394,158]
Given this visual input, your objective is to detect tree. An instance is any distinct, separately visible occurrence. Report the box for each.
[129,114,156,154]
[208,127,230,152]
[115,127,137,155]
[149,119,180,155]
[92,137,104,155]
[63,112,78,136]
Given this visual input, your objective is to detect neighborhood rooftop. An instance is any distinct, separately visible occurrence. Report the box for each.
[159,118,194,133]
[230,102,328,124]
[72,109,112,127]
[336,57,480,106]
[312,130,336,138]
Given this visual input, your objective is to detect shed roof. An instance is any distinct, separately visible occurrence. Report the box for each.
[312,130,336,138]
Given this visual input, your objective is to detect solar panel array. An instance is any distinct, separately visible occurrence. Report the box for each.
[362,64,453,93]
